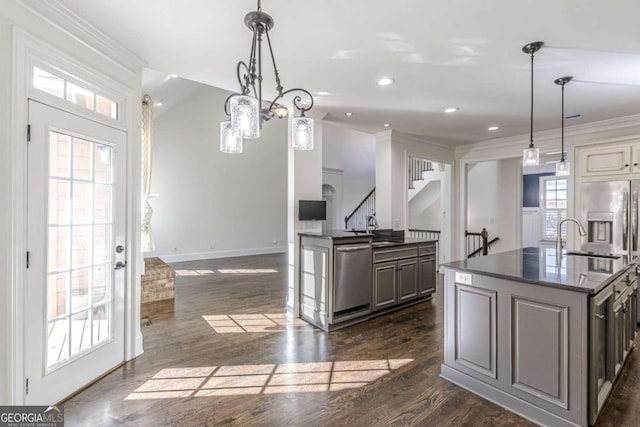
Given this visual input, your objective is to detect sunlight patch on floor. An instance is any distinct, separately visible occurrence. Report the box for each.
[125,359,414,400]
[203,313,318,333]
[174,269,216,276]
[217,269,278,274]
[174,268,278,276]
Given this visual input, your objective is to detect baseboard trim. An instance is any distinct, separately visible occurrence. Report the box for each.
[158,246,287,263]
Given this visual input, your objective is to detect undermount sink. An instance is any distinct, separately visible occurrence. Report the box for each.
[566,251,621,260]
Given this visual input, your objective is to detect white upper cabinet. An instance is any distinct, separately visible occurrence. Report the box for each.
[578,142,640,177]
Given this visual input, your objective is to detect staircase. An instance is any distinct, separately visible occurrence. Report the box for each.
[408,157,434,190]
[344,188,375,230]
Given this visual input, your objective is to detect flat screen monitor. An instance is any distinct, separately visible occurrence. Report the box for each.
[299,200,326,221]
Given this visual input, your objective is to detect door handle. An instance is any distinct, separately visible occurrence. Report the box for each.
[595,314,605,320]
[623,192,629,251]
[115,261,127,270]
[336,245,372,252]
[632,193,638,251]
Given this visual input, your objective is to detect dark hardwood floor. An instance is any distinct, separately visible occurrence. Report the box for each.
[64,253,640,426]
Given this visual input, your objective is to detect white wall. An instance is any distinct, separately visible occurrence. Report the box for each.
[146,83,288,262]
[409,181,441,230]
[466,159,521,254]
[322,124,375,225]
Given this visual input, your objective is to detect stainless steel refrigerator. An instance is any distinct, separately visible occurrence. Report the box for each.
[580,180,640,322]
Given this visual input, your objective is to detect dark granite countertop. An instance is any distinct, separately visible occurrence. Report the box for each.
[298,230,374,240]
[298,230,437,247]
[371,237,437,248]
[440,247,635,294]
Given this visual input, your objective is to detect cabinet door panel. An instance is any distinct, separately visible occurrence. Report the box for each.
[373,261,397,310]
[511,297,569,409]
[419,256,436,296]
[398,259,418,302]
[579,145,631,177]
[454,284,497,379]
[632,144,640,174]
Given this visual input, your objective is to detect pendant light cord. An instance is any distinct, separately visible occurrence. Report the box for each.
[529,51,535,149]
[561,82,565,162]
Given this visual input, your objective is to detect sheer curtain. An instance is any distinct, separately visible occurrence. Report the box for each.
[141,94,155,251]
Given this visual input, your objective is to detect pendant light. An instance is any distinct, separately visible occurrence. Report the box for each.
[522,41,544,166]
[554,76,573,176]
[220,0,315,154]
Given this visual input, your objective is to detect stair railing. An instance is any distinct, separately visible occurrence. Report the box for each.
[408,157,434,189]
[465,228,499,258]
[344,188,375,230]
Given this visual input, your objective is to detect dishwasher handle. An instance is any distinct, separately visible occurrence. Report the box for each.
[335,244,372,252]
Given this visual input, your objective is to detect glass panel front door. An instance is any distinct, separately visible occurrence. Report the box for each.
[25,100,127,405]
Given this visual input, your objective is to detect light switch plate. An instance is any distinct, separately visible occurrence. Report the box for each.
[455,272,472,285]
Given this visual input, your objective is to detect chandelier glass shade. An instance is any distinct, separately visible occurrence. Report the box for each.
[554,76,573,176]
[522,41,544,167]
[292,116,314,150]
[220,0,314,154]
[220,121,243,154]
[230,95,260,139]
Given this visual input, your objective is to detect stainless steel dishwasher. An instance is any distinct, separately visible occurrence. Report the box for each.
[333,243,372,313]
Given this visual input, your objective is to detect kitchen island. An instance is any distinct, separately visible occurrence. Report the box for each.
[299,231,437,331]
[440,247,637,427]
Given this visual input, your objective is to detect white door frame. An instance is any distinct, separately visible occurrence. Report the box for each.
[8,27,144,404]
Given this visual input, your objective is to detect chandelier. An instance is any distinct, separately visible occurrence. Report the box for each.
[220,0,315,154]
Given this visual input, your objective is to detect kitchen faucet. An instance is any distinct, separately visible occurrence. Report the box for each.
[556,218,587,256]
[366,215,379,234]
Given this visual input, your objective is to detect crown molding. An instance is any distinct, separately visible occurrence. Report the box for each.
[391,130,455,151]
[13,0,145,75]
[456,114,640,161]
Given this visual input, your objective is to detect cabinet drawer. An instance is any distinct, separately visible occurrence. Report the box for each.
[419,245,436,256]
[373,246,418,263]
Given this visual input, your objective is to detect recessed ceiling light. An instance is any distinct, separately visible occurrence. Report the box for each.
[317,91,329,96]
[383,123,390,127]
[444,107,458,113]
[377,77,394,86]
[155,101,163,107]
[345,112,353,116]
[488,126,499,131]
[169,74,178,79]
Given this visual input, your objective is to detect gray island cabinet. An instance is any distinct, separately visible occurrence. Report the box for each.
[440,247,637,427]
[299,231,437,331]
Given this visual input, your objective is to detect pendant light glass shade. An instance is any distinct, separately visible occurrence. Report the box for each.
[292,116,314,150]
[220,121,243,154]
[556,160,570,176]
[230,95,260,139]
[523,147,540,166]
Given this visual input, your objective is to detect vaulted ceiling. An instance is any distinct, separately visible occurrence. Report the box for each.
[59,0,640,145]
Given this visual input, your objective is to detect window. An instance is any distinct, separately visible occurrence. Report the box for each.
[32,66,118,120]
[541,176,568,240]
